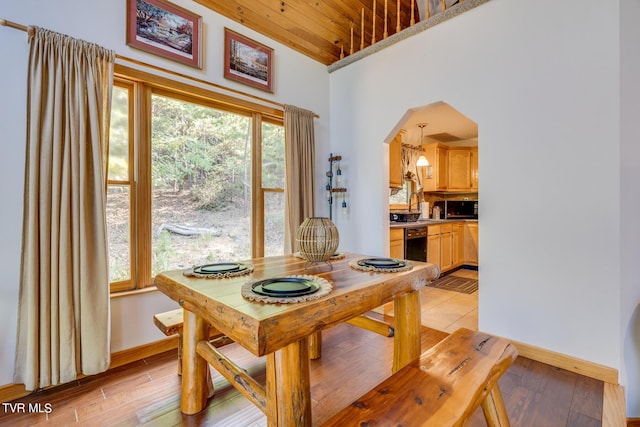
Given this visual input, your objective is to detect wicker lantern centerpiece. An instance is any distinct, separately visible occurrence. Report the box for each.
[296,217,339,263]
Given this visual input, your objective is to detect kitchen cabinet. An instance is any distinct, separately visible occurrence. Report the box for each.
[437,148,449,190]
[470,147,478,189]
[427,225,441,268]
[452,222,464,268]
[464,222,479,266]
[440,223,453,271]
[447,148,472,190]
[389,228,404,259]
[428,222,469,273]
[422,143,448,192]
[389,131,404,188]
[396,221,475,273]
[422,144,478,192]
[448,147,479,191]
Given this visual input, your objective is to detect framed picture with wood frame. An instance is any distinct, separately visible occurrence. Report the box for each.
[127,0,202,68]
[224,28,274,93]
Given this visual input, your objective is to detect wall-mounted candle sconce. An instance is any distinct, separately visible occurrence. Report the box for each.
[326,153,347,220]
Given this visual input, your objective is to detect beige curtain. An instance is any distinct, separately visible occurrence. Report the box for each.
[283,105,316,253]
[402,144,423,190]
[14,27,115,390]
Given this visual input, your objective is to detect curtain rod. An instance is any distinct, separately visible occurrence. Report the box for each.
[1,18,319,118]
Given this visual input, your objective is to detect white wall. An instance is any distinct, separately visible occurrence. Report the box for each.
[620,0,640,416]
[0,14,28,390]
[0,0,329,387]
[330,0,639,415]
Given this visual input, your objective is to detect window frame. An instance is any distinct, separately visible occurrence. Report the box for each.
[109,65,284,293]
[108,81,137,293]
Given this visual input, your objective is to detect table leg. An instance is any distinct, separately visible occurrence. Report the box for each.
[181,309,211,414]
[392,289,421,373]
[265,337,312,427]
[308,331,321,359]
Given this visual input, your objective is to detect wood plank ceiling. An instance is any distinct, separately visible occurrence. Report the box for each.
[195,0,421,65]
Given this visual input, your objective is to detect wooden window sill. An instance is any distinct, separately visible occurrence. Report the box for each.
[110,286,159,299]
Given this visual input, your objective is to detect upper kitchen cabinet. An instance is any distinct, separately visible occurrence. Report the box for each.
[471,147,478,190]
[389,130,405,188]
[447,147,471,190]
[448,147,478,191]
[422,143,478,192]
[422,143,449,191]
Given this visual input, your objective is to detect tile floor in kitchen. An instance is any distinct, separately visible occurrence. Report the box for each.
[382,267,479,333]
[420,267,479,333]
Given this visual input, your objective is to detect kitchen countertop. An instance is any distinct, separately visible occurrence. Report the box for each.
[389,219,478,229]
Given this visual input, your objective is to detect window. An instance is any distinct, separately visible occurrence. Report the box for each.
[389,182,409,205]
[261,121,285,257]
[150,94,253,274]
[106,68,285,292]
[107,83,134,290]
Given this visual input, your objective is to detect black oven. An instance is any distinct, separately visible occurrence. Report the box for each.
[404,227,427,262]
[433,200,478,219]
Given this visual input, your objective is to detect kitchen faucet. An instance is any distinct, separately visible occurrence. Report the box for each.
[408,191,422,212]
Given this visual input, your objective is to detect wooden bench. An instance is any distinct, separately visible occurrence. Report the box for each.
[321,328,518,427]
[153,308,234,376]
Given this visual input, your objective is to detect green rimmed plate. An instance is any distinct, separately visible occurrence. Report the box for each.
[251,277,320,297]
[193,263,248,275]
[357,258,407,269]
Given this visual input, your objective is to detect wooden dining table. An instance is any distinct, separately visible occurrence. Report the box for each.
[154,252,439,426]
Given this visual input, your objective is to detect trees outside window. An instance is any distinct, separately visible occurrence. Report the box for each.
[106,74,284,292]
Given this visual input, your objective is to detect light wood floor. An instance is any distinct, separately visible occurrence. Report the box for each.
[1,268,605,426]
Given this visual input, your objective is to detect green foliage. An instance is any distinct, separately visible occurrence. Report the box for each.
[108,87,130,181]
[153,230,175,273]
[151,95,252,210]
[262,122,285,188]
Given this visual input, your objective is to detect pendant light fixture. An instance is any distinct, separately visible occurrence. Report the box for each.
[416,123,433,178]
[416,156,429,167]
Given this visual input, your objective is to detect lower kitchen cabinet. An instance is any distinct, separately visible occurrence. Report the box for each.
[429,222,471,273]
[464,222,479,266]
[389,228,404,259]
[452,222,464,268]
[392,222,477,272]
[427,225,441,268]
[440,224,453,272]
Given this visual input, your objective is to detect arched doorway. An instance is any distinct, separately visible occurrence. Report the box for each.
[387,101,479,333]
